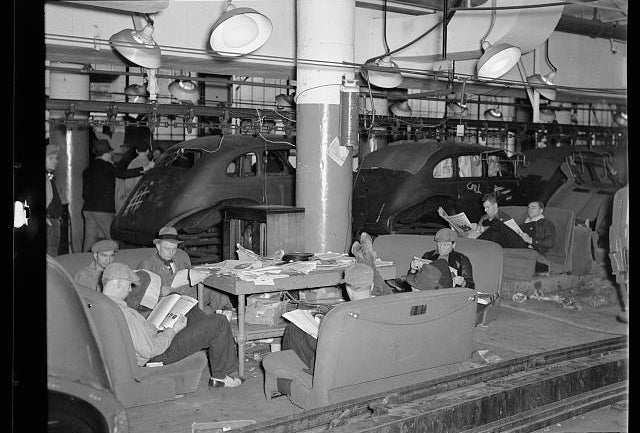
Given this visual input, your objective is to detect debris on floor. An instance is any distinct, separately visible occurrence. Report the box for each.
[477,350,503,364]
[191,419,255,433]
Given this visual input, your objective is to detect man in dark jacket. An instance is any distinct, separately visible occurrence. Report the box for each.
[82,138,154,251]
[46,143,63,256]
[518,200,556,275]
[421,228,475,290]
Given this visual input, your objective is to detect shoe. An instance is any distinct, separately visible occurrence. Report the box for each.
[209,375,242,388]
[535,271,550,277]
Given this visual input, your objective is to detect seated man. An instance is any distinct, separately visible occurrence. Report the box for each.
[138,226,232,314]
[101,262,242,388]
[518,199,556,274]
[405,260,449,291]
[74,239,118,291]
[282,261,446,374]
[464,193,528,249]
[420,228,475,290]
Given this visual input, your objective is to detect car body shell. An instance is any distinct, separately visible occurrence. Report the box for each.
[352,139,526,236]
[111,134,296,246]
[47,255,128,433]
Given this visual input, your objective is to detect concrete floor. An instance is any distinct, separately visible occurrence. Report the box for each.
[126,271,628,433]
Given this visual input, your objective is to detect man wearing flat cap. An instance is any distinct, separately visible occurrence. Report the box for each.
[419,228,475,289]
[138,226,232,312]
[102,262,242,388]
[74,239,119,291]
[46,143,63,256]
[81,138,154,252]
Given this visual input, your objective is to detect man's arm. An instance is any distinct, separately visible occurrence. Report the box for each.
[120,307,177,364]
[533,220,556,251]
[457,253,475,290]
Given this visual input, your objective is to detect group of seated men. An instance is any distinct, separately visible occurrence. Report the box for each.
[71,193,557,388]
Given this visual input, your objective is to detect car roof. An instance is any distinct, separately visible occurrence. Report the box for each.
[360,139,494,175]
[171,134,295,157]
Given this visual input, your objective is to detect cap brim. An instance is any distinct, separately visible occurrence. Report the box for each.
[153,238,183,245]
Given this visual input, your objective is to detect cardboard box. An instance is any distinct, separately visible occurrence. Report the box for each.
[245,294,288,326]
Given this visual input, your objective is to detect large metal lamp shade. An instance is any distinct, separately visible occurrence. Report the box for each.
[209,4,273,56]
[109,24,161,68]
[361,57,403,89]
[477,43,521,80]
[527,72,557,101]
[484,108,503,121]
[447,101,468,116]
[168,80,199,104]
[389,101,412,117]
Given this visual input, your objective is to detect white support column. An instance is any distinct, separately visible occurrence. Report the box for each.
[48,63,90,253]
[296,0,356,253]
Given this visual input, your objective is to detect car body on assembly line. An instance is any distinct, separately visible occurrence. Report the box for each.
[111,134,296,255]
[352,139,528,236]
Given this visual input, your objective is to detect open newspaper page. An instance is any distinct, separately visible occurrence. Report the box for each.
[147,294,198,330]
[503,218,524,236]
[138,270,161,310]
[437,207,474,234]
[282,309,320,339]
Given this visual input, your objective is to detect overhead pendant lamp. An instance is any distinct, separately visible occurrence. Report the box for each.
[169,78,199,104]
[475,0,520,80]
[275,94,295,111]
[477,42,521,80]
[361,56,404,88]
[539,106,556,123]
[389,100,412,117]
[124,84,149,119]
[526,39,558,101]
[614,110,627,127]
[209,0,273,57]
[447,101,468,116]
[110,15,161,68]
[484,107,503,121]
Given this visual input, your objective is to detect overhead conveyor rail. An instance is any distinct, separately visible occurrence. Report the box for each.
[236,336,627,433]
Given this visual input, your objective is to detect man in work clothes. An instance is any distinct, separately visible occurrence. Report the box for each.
[46,143,63,256]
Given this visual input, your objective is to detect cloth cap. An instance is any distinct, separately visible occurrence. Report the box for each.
[153,226,183,245]
[102,262,140,285]
[46,144,59,156]
[435,228,457,242]
[343,263,374,288]
[93,139,113,156]
[91,239,119,253]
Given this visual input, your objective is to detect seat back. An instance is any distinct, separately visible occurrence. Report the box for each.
[501,206,575,271]
[372,235,503,297]
[56,248,192,281]
[310,289,476,407]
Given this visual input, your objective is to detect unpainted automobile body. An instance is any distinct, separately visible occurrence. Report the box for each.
[111,134,296,247]
[352,139,527,236]
[47,255,128,433]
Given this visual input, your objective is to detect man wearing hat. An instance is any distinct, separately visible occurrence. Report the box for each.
[138,226,232,312]
[281,263,381,374]
[46,143,63,256]
[74,239,119,291]
[81,138,154,252]
[102,262,242,388]
[419,228,475,289]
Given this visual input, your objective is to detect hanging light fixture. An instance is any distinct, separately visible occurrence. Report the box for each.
[526,39,558,101]
[169,74,199,104]
[613,110,627,127]
[110,14,161,68]
[475,0,520,80]
[275,94,295,111]
[361,0,403,89]
[484,107,503,121]
[389,100,412,117]
[539,106,556,123]
[209,0,273,57]
[124,84,149,120]
[447,101,468,116]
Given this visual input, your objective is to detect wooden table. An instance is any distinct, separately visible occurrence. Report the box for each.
[202,264,396,379]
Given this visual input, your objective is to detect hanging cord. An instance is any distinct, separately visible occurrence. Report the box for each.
[544,39,557,73]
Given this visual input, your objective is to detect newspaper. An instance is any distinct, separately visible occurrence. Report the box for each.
[282,309,321,339]
[437,207,474,234]
[503,218,524,236]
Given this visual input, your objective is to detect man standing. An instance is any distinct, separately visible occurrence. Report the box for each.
[138,226,233,312]
[115,141,151,213]
[46,143,63,256]
[101,262,241,388]
[81,138,153,251]
[420,228,475,289]
[74,239,118,291]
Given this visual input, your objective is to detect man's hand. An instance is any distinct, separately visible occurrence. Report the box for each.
[410,258,425,272]
[521,233,533,244]
[142,161,155,172]
[453,276,466,287]
[466,229,482,239]
[173,315,188,333]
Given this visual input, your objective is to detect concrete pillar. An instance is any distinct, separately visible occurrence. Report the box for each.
[296,0,356,253]
[49,64,90,253]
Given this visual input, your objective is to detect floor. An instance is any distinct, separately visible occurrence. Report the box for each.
[126,270,628,433]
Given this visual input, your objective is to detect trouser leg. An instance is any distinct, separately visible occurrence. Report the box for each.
[282,323,317,373]
[47,218,61,257]
[83,211,98,252]
[150,308,238,378]
[93,212,115,240]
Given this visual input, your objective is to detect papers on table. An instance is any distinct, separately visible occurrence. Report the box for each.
[170,268,213,288]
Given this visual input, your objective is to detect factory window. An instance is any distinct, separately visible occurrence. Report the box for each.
[227,152,257,178]
[433,158,453,178]
[458,155,483,178]
[169,149,202,168]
